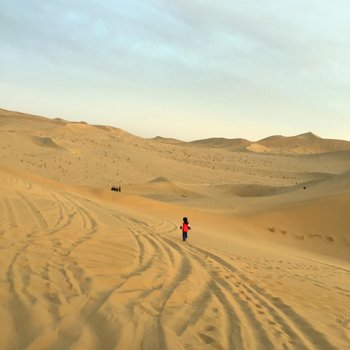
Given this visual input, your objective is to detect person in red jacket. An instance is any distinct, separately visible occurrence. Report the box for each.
[180,217,191,242]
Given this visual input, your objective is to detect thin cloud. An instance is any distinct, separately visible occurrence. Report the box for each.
[0,0,349,140]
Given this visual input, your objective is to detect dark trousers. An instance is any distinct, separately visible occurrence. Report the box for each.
[182,232,188,241]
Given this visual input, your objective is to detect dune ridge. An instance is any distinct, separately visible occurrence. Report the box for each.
[187,132,350,154]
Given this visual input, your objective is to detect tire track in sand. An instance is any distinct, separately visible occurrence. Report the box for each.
[71,204,192,350]
[17,192,48,230]
[3,198,18,228]
[185,244,339,350]
[121,217,239,350]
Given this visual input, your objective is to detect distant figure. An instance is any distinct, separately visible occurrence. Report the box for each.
[111,186,121,192]
[180,217,191,242]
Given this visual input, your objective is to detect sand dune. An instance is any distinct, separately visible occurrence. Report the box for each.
[118,177,204,203]
[1,108,350,350]
[32,136,65,150]
[256,132,350,154]
[190,138,251,151]
[179,132,350,155]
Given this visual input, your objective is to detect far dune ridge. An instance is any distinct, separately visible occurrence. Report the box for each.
[185,131,350,154]
[0,108,350,350]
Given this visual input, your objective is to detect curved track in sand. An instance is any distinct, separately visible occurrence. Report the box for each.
[0,176,348,349]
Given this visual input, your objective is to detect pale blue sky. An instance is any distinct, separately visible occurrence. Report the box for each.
[1,0,349,141]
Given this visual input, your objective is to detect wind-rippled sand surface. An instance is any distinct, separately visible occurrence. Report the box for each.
[0,109,349,350]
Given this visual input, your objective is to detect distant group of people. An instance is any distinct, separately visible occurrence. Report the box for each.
[111,186,122,192]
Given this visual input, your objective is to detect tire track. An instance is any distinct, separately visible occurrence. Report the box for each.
[59,193,98,256]
[107,213,229,349]
[75,205,194,350]
[125,216,176,268]
[3,198,18,228]
[5,228,41,349]
[51,193,66,228]
[125,221,194,350]
[2,190,97,348]
[211,281,244,350]
[17,192,48,230]
[178,244,274,350]
[144,218,339,350]
[174,280,213,336]
[190,245,307,349]
[151,220,178,235]
[3,187,341,350]
[2,190,87,345]
[100,211,147,268]
[160,236,250,349]
[48,193,77,235]
[186,244,339,350]
[44,198,160,349]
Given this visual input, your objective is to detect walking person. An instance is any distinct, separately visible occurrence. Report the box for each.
[180,217,191,242]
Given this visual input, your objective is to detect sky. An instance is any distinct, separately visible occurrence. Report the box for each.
[0,0,349,141]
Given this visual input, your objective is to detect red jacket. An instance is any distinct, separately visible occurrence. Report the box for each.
[182,223,190,233]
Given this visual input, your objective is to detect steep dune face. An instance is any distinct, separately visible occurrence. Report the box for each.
[1,108,350,350]
[248,174,350,260]
[32,136,65,150]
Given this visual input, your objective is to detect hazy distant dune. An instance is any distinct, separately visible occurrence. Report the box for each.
[0,108,65,130]
[190,132,350,155]
[256,132,350,154]
[190,137,251,150]
[152,136,184,144]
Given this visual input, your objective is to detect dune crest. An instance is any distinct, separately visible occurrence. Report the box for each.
[256,132,350,154]
[190,132,350,154]
[148,176,174,184]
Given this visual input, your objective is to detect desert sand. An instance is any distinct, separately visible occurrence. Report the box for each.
[0,108,349,350]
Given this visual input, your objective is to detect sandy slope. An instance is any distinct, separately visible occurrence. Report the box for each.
[1,109,350,350]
